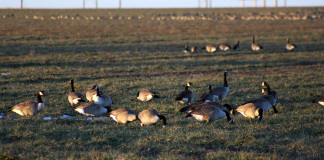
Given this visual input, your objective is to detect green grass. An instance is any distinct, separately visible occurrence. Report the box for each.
[0,7,323,159]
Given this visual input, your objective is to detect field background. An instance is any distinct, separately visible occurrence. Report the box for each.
[0,7,323,159]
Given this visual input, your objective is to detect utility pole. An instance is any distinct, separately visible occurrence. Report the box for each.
[205,0,208,8]
[274,0,277,7]
[21,0,23,9]
[83,0,85,9]
[241,0,244,8]
[96,0,98,9]
[284,0,287,7]
[210,0,212,8]
[254,0,257,8]
[262,0,266,8]
[119,0,122,9]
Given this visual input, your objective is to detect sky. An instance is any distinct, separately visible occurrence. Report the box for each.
[1,0,324,9]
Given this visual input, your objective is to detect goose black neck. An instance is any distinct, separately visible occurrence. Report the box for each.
[70,80,75,92]
[287,38,290,43]
[185,86,189,90]
[224,73,228,87]
[37,94,43,103]
[225,111,232,122]
[158,115,167,126]
[96,87,101,96]
[208,85,212,93]
[252,36,255,43]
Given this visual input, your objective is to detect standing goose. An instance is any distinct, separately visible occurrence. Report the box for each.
[233,40,240,50]
[137,109,167,128]
[286,38,296,51]
[175,82,194,104]
[311,96,324,106]
[184,102,234,124]
[218,43,231,51]
[183,44,190,53]
[74,103,109,117]
[137,89,160,102]
[92,87,112,108]
[109,108,137,125]
[251,35,263,51]
[198,85,217,102]
[68,80,85,107]
[261,81,278,103]
[202,45,217,53]
[11,91,45,116]
[261,88,279,113]
[236,98,273,122]
[211,72,229,101]
[86,85,99,102]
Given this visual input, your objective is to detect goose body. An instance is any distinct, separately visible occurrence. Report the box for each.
[312,96,324,106]
[109,108,137,124]
[175,82,194,104]
[218,44,231,51]
[233,40,240,50]
[237,98,273,121]
[92,87,112,108]
[86,85,99,102]
[183,44,190,53]
[191,46,198,53]
[261,81,278,103]
[137,109,167,128]
[211,72,229,100]
[286,38,296,51]
[198,85,218,102]
[11,91,45,116]
[68,80,85,107]
[261,88,279,113]
[251,35,263,51]
[184,102,233,123]
[137,89,160,102]
[202,45,217,53]
[74,103,108,117]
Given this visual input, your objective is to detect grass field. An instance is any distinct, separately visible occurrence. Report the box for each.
[0,7,323,159]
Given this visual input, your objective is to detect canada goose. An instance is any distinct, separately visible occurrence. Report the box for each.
[86,85,99,102]
[184,103,233,123]
[251,35,263,51]
[198,85,217,102]
[236,98,273,121]
[202,45,217,53]
[233,40,240,50]
[286,38,296,51]
[180,101,234,114]
[11,91,45,116]
[137,109,167,128]
[261,81,278,102]
[311,96,324,106]
[175,82,194,104]
[92,87,112,108]
[191,46,198,53]
[74,103,109,117]
[211,72,229,100]
[218,44,231,51]
[261,88,279,113]
[109,108,137,125]
[68,80,85,107]
[137,89,160,102]
[183,44,190,53]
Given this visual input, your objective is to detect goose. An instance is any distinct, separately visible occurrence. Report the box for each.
[191,46,198,53]
[183,44,190,53]
[235,98,273,122]
[86,85,99,102]
[137,109,167,128]
[137,88,160,102]
[68,80,85,107]
[92,87,112,108]
[311,96,324,106]
[202,45,217,53]
[198,85,217,102]
[218,43,231,51]
[11,91,45,116]
[261,88,279,113]
[175,82,194,104]
[251,35,263,51]
[211,72,229,101]
[109,108,137,125]
[180,101,234,114]
[183,102,233,123]
[74,103,109,117]
[286,38,296,51]
[261,81,278,103]
[233,40,240,50]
